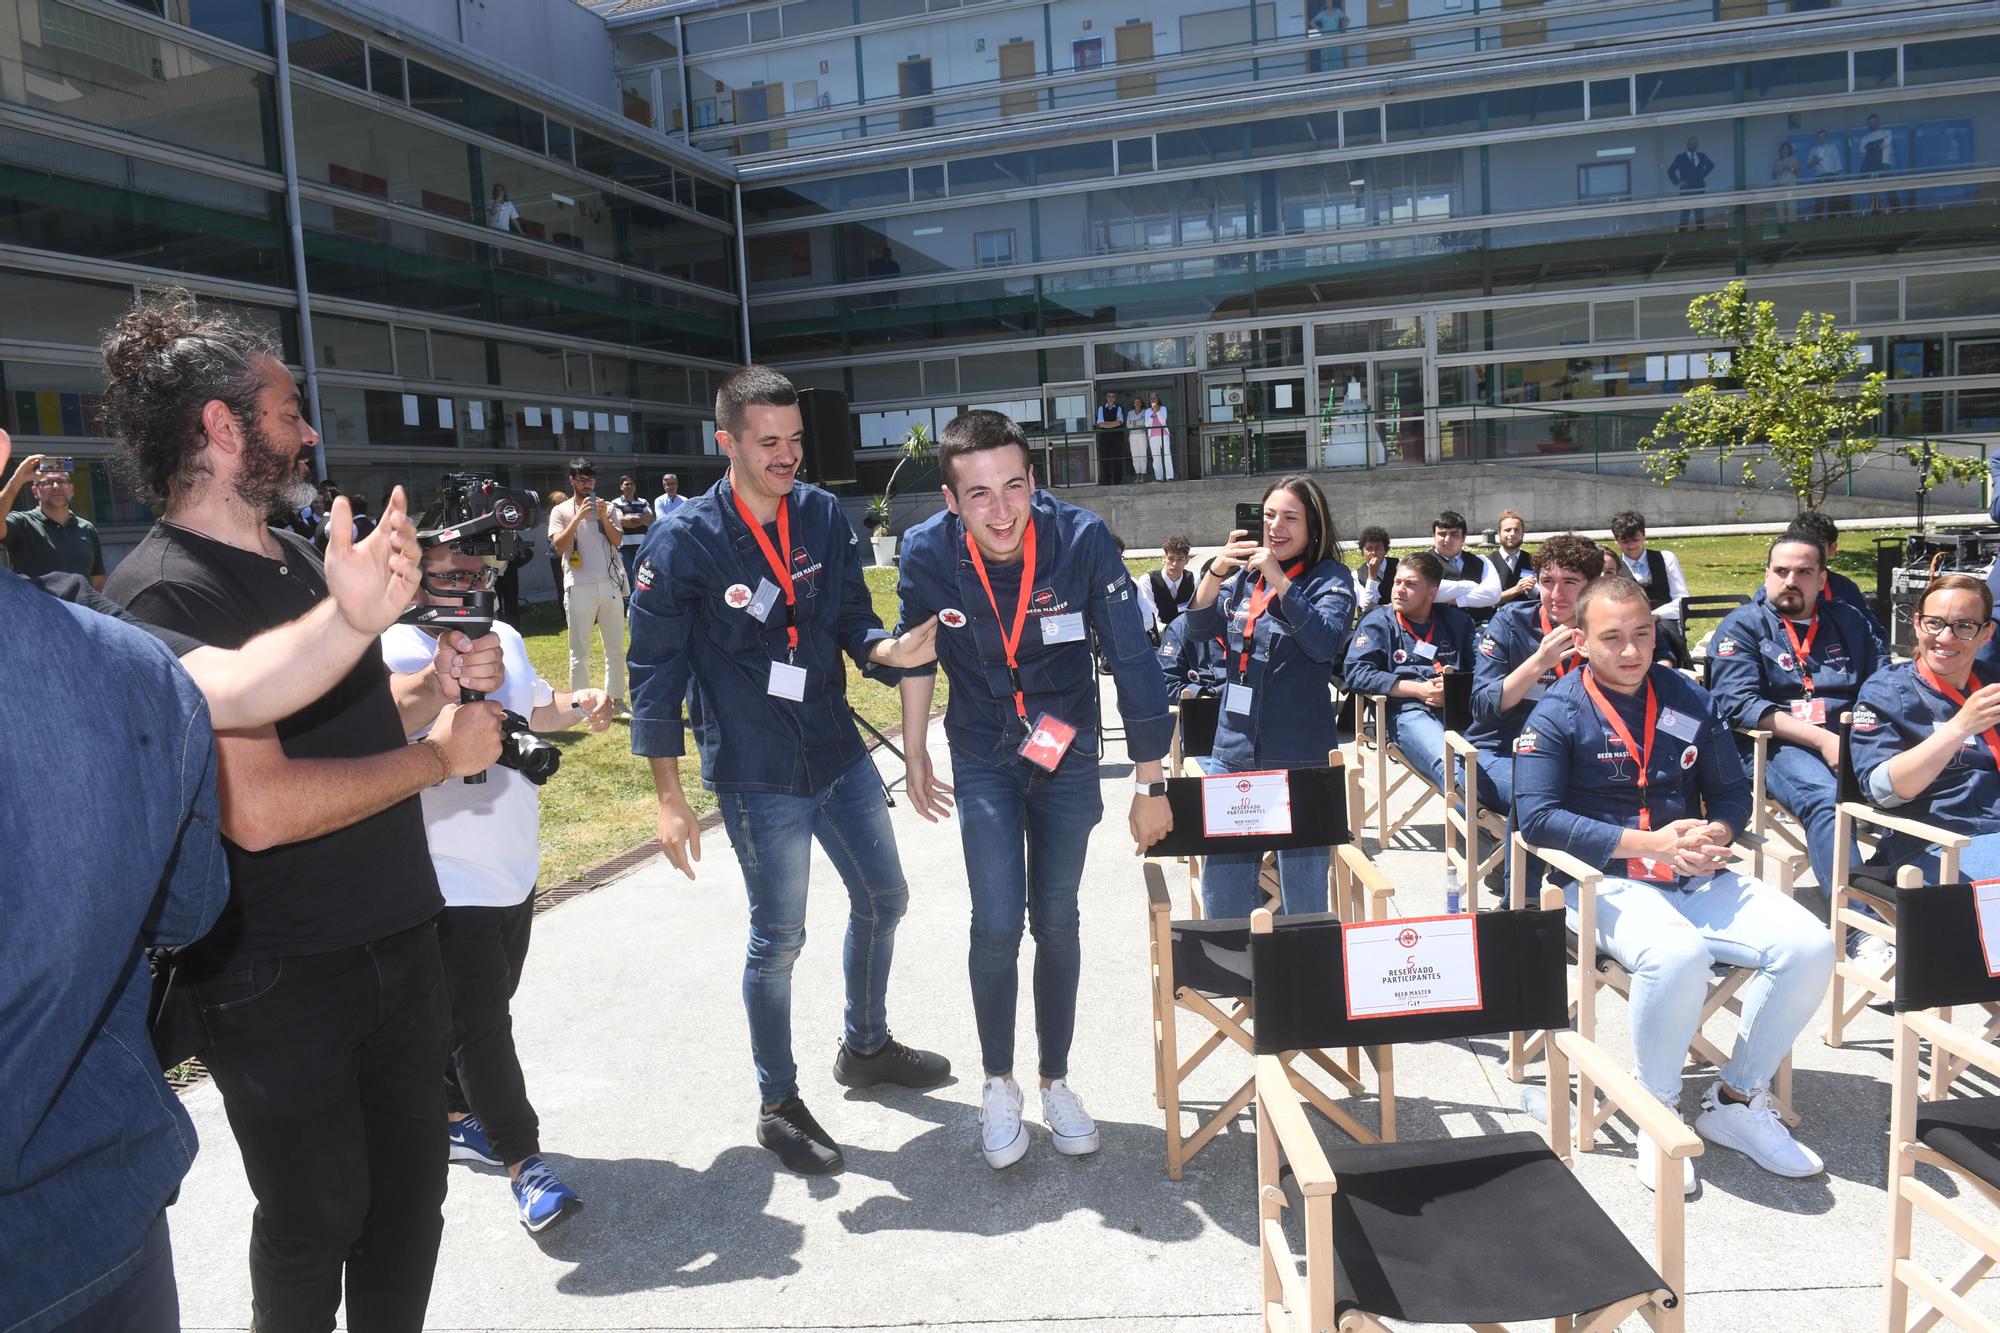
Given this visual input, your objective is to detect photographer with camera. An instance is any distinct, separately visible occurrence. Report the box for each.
[382,529,611,1234]
[100,290,505,1332]
[1,450,104,586]
[547,458,629,714]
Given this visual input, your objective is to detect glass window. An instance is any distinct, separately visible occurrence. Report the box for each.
[394,326,430,377]
[852,359,923,402]
[684,13,749,53]
[1905,35,2000,86]
[1205,327,1302,368]
[1489,302,1590,350]
[633,360,689,403]
[1045,345,1085,382]
[1857,279,1899,324]
[782,0,850,36]
[1485,83,1583,131]
[859,0,924,20]
[973,229,1016,268]
[1906,270,2000,321]
[838,169,910,210]
[750,8,782,41]
[1116,137,1154,175]
[913,164,945,200]
[1246,115,1321,160]
[1343,106,1382,148]
[370,48,406,102]
[546,120,574,163]
[314,314,393,374]
[1742,53,1847,102]
[291,84,478,223]
[1635,64,1737,115]
[949,152,1034,195]
[1387,94,1480,142]
[187,0,272,52]
[1093,336,1194,373]
[1157,125,1245,170]
[959,348,1040,392]
[1593,299,1635,342]
[1854,48,1898,92]
[493,341,565,394]
[2,358,110,440]
[407,62,542,150]
[1588,78,1631,118]
[431,332,490,384]
[289,14,366,88]
[1037,141,1114,185]
[0,269,133,346]
[619,73,657,131]
[2,1,277,168]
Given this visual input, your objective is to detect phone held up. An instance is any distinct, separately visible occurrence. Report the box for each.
[1235,501,1264,548]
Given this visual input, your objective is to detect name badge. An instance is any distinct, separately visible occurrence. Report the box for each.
[1224,683,1254,715]
[1974,879,2000,977]
[745,578,781,623]
[1412,640,1437,662]
[767,661,808,701]
[1019,712,1077,772]
[1342,914,1482,1019]
[1039,611,1085,644]
[1657,707,1699,742]
[1200,769,1292,838]
[1789,697,1828,725]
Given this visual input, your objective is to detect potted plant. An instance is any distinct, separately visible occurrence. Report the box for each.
[867,421,933,566]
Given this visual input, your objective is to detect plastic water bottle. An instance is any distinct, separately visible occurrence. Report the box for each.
[1444,865,1463,915]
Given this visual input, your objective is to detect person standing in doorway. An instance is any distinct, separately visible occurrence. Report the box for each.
[546,459,629,714]
[1093,391,1127,486]
[1146,391,1174,481]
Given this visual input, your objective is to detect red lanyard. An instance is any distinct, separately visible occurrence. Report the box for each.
[1581,669,1660,829]
[966,517,1038,720]
[730,486,798,657]
[1540,604,1574,677]
[1396,610,1443,675]
[1918,661,2000,772]
[1236,562,1305,677]
[1778,612,1821,696]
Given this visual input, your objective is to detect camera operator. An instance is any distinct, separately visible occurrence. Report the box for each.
[99,290,504,1332]
[381,536,612,1234]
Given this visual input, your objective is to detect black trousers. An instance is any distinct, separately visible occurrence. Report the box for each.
[1095,428,1127,485]
[194,923,449,1333]
[437,898,541,1166]
[53,1212,177,1332]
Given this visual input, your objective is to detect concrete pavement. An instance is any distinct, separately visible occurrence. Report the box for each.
[168,712,1992,1331]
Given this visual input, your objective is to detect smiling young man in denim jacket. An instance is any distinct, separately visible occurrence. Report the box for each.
[627,365,944,1177]
[892,409,1173,1170]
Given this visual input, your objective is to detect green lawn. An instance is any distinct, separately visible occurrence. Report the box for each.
[522,533,1893,886]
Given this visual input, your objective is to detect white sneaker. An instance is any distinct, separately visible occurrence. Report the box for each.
[1634,1106,1697,1196]
[979,1076,1028,1169]
[1852,933,1896,979]
[1694,1082,1824,1178]
[1041,1078,1101,1157]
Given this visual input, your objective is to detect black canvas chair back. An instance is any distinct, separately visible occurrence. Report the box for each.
[1148,763,1349,858]
[1835,711,1865,804]
[1894,881,2000,1012]
[1251,908,1570,1052]
[1178,692,1220,760]
[1441,666,1473,733]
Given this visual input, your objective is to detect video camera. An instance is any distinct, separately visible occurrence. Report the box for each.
[404,473,560,786]
[1882,525,2000,657]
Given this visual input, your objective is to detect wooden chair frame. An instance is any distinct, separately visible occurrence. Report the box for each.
[1441,730,1509,896]
[1505,833,1801,1150]
[1253,892,1699,1333]
[1347,691,1437,847]
[1147,751,1399,1180]
[1736,726,1808,895]
[1883,867,2000,1333]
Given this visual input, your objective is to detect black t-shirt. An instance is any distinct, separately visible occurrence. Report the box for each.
[104,522,440,969]
[33,572,203,657]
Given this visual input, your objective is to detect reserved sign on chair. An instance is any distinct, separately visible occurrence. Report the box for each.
[1342,914,1484,1019]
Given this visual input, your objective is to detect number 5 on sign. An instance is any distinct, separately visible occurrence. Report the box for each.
[1342,914,1483,1020]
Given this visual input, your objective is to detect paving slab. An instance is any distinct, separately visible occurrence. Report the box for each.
[170,700,1998,1331]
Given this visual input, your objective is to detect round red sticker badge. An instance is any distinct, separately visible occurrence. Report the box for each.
[725,584,753,609]
[1681,744,1699,769]
[1237,779,1253,793]
[939,608,967,628]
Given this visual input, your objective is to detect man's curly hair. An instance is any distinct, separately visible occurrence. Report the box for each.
[1535,532,1602,582]
[99,288,279,507]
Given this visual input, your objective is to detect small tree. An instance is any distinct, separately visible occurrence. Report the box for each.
[1637,281,1921,511]
[864,420,934,534]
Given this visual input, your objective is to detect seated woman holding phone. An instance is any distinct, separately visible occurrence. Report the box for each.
[1178,476,1355,917]
[1850,573,2000,884]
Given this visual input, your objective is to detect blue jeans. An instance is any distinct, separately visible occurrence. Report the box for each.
[1563,870,1834,1105]
[1198,755,1332,918]
[1762,744,1856,899]
[1391,704,1447,791]
[716,755,909,1106]
[952,740,1104,1080]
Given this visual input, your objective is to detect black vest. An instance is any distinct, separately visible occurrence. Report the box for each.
[1360,555,1398,601]
[1629,549,1672,609]
[1440,549,1487,583]
[1149,569,1194,624]
[1495,547,1534,581]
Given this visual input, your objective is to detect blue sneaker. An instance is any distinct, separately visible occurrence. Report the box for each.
[447,1115,502,1167]
[511,1157,582,1233]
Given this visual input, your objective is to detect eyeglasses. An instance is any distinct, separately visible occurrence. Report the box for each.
[427,568,496,592]
[1916,614,1991,641]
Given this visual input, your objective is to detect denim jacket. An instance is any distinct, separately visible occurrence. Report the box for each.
[1,574,227,1332]
[627,476,897,795]
[1708,591,1879,753]
[1182,557,1355,770]
[895,491,1172,766]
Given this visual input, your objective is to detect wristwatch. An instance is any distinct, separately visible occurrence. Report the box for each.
[1134,779,1169,797]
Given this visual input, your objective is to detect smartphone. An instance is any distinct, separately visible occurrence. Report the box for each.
[1235,501,1264,547]
[38,456,74,474]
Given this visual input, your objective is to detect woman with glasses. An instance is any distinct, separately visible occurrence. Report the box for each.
[1850,573,2000,883]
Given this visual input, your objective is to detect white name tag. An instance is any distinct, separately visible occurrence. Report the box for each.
[1976,880,2000,978]
[767,661,808,701]
[746,578,781,623]
[1200,769,1292,837]
[1039,611,1085,644]
[1789,697,1828,725]
[1223,683,1254,715]
[1412,640,1437,662]
[1657,707,1699,742]
[1342,914,1484,1019]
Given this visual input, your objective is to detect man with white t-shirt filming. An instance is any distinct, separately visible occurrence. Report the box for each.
[381,537,615,1234]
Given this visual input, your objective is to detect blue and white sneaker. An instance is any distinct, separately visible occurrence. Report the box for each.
[511,1156,583,1233]
[447,1115,502,1166]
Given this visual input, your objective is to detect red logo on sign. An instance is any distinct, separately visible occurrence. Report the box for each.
[1237,779,1253,793]
[1034,587,1055,607]
[1397,927,1420,948]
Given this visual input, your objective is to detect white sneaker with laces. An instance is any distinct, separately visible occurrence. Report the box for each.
[1634,1108,1696,1196]
[1694,1081,1824,1178]
[979,1076,1028,1169]
[1041,1078,1100,1157]
[1852,932,1896,979]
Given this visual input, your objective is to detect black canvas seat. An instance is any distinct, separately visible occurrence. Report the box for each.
[1916,1097,2000,1195]
[1169,918,1253,997]
[1323,1130,1666,1326]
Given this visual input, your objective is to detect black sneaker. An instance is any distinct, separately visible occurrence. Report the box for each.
[833,1037,952,1090]
[756,1096,844,1175]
